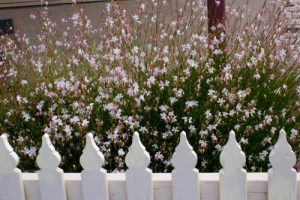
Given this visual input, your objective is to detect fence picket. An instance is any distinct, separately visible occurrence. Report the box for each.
[171,131,199,200]
[36,134,67,200]
[0,134,25,200]
[125,132,153,200]
[219,130,247,200]
[0,128,298,200]
[268,129,297,200]
[80,133,109,200]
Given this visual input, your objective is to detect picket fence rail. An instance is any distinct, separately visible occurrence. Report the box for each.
[0,129,299,200]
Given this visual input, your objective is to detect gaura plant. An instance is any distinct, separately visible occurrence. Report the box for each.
[0,0,299,172]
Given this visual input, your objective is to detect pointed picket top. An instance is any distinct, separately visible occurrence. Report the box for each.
[0,134,19,173]
[80,133,105,171]
[125,132,150,169]
[37,134,62,171]
[269,129,296,170]
[171,131,197,170]
[171,131,199,200]
[220,130,246,170]
[268,129,297,200]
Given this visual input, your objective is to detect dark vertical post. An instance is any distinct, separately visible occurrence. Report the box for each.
[207,0,225,33]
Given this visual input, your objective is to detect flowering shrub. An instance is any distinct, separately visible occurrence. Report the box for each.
[0,0,299,172]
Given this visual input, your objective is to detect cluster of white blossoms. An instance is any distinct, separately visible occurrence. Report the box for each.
[0,0,299,172]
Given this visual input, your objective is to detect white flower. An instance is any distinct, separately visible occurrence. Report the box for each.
[23,147,37,157]
[213,49,223,55]
[290,129,298,140]
[82,119,89,127]
[44,127,51,134]
[199,130,208,137]
[105,3,111,12]
[185,100,198,109]
[187,59,198,68]
[211,133,217,141]
[118,149,125,156]
[132,14,139,21]
[237,90,248,99]
[132,46,139,54]
[208,89,217,99]
[22,112,31,122]
[173,88,184,98]
[151,15,157,23]
[16,95,22,102]
[64,125,73,136]
[199,140,207,148]
[170,97,177,104]
[71,13,80,27]
[139,126,148,133]
[17,136,24,142]
[234,124,241,130]
[201,160,208,167]
[146,76,156,86]
[159,104,169,112]
[254,73,261,80]
[162,46,169,54]
[188,125,196,133]
[154,151,164,161]
[259,150,268,160]
[162,56,169,63]
[240,137,248,145]
[217,98,225,106]
[205,110,212,120]
[264,115,272,124]
[215,144,222,152]
[113,48,121,55]
[21,80,28,86]
[296,85,300,95]
[70,116,80,124]
[52,115,62,126]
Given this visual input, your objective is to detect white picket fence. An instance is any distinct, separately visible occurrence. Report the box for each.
[0,129,299,200]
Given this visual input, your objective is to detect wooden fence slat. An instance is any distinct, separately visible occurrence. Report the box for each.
[268,129,297,200]
[219,130,247,200]
[36,134,67,200]
[1,128,299,200]
[80,133,109,200]
[171,131,199,200]
[0,134,25,200]
[125,132,153,200]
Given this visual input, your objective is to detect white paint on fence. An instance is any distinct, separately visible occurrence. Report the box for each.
[220,130,247,200]
[171,131,199,200]
[268,129,297,200]
[80,133,109,200]
[36,133,67,200]
[125,132,153,200]
[0,129,298,200]
[0,134,25,200]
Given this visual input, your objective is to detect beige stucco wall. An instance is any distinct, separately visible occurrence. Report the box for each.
[0,0,289,40]
[0,0,135,40]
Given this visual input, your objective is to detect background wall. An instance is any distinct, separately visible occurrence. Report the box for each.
[0,0,277,41]
[0,0,135,40]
